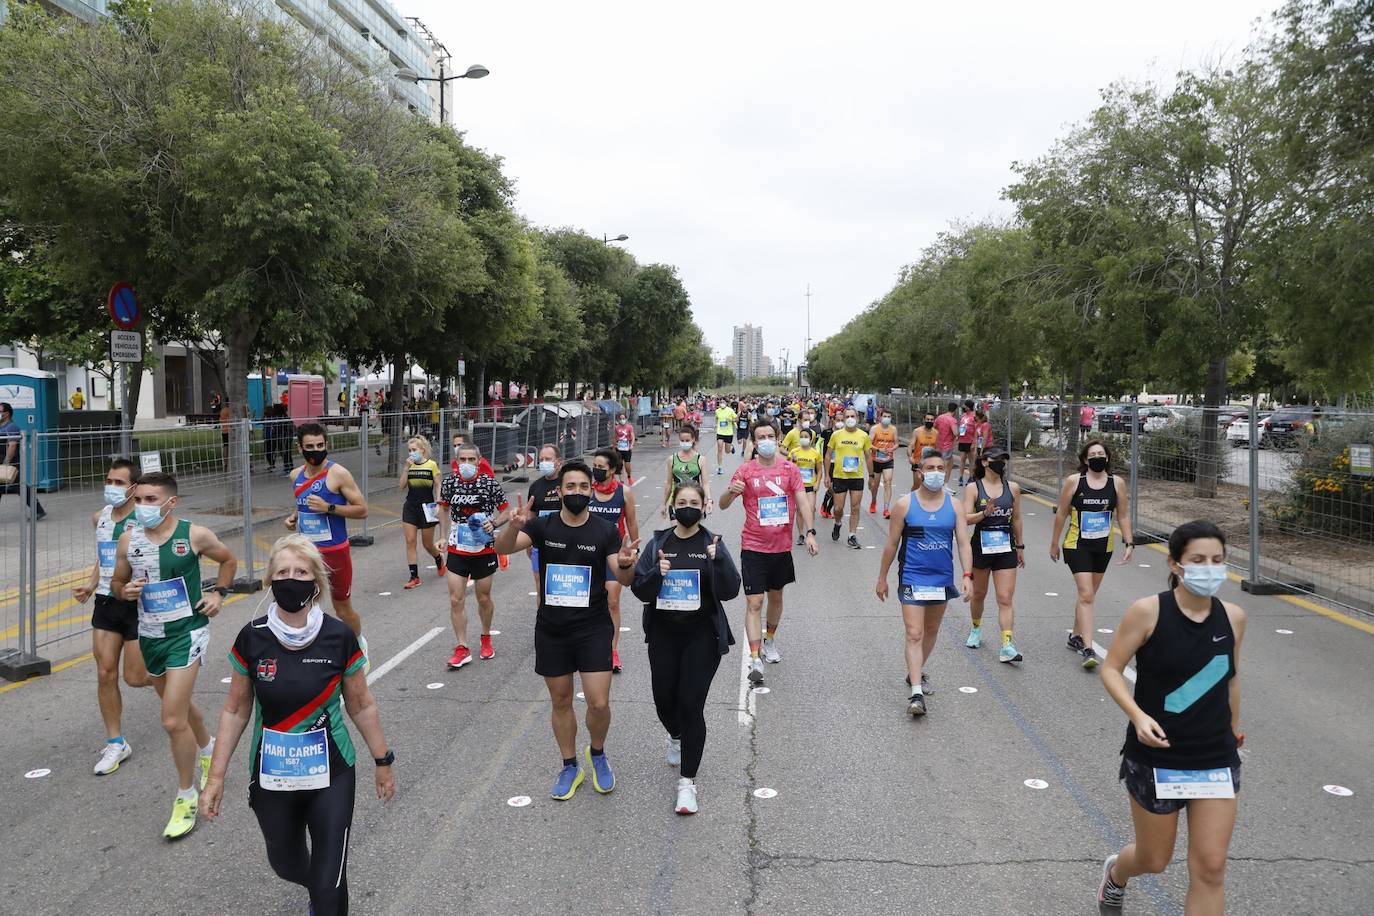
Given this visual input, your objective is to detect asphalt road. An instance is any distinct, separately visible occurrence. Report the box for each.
[1,437,1371,915]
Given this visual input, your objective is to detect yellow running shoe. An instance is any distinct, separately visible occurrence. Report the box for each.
[163,792,198,840]
[199,753,211,790]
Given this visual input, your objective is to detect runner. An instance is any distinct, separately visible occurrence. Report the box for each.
[201,535,396,914]
[934,402,959,478]
[734,400,752,455]
[285,424,369,664]
[494,461,640,799]
[590,448,640,673]
[714,399,737,467]
[1096,520,1245,912]
[526,444,563,590]
[399,436,443,590]
[672,398,688,434]
[613,410,636,485]
[72,458,150,775]
[962,446,1025,663]
[974,408,993,460]
[719,420,818,686]
[659,401,675,448]
[448,429,495,479]
[110,471,237,838]
[875,448,971,716]
[825,407,873,549]
[1050,439,1135,669]
[786,425,823,546]
[956,399,978,487]
[908,410,939,458]
[633,481,740,815]
[868,406,899,519]
[662,425,712,521]
[1080,402,1096,437]
[440,442,510,668]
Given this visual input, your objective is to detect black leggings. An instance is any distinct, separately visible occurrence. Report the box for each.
[647,617,722,779]
[249,764,356,916]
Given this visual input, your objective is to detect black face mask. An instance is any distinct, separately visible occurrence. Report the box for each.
[988,460,1007,477]
[562,492,591,515]
[592,467,609,483]
[1087,456,1108,473]
[924,421,934,429]
[302,449,328,466]
[674,506,702,529]
[272,578,317,614]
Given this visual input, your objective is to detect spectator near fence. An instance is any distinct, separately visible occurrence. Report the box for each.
[0,401,45,519]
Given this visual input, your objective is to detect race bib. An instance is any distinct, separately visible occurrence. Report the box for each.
[297,511,332,544]
[657,569,701,612]
[545,564,592,607]
[1080,510,1111,539]
[1153,767,1234,800]
[799,466,815,485]
[842,455,860,473]
[97,540,117,576]
[423,503,439,524]
[875,449,892,462]
[617,439,630,451]
[758,495,789,527]
[662,421,671,429]
[449,520,491,554]
[979,529,1012,554]
[138,576,193,625]
[260,726,330,791]
[900,584,948,603]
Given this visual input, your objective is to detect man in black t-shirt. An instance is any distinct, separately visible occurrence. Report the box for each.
[495,460,640,802]
[524,443,563,590]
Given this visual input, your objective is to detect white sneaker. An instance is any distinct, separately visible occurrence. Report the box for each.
[675,777,698,815]
[748,658,765,685]
[667,738,681,767]
[94,740,131,775]
[761,638,782,664]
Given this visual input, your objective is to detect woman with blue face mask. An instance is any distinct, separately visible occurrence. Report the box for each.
[398,436,443,590]
[1096,520,1245,913]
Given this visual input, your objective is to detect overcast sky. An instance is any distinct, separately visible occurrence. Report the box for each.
[405,0,1275,373]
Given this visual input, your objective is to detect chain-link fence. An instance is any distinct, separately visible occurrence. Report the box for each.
[0,397,657,680]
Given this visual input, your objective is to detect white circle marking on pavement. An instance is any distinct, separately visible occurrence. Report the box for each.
[864,545,877,550]
[1097,628,1113,634]
[1026,512,1036,516]
[619,627,631,632]
[220,677,232,684]
[426,682,444,690]
[1275,629,1294,635]
[24,769,51,779]
[1023,779,1049,790]
[753,787,778,799]
[958,686,978,694]
[378,591,392,597]
[507,795,532,807]
[490,630,501,636]
[528,591,537,596]
[1138,564,1151,568]
[753,687,770,695]
[1323,785,1353,797]
[1045,592,1059,597]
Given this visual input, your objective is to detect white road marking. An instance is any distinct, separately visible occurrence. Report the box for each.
[753,787,777,799]
[24,769,51,779]
[1323,785,1354,797]
[507,795,532,807]
[1092,640,1134,684]
[367,626,444,685]
[426,682,444,690]
[1023,778,1049,790]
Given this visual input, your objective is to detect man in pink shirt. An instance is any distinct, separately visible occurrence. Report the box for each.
[934,402,959,475]
[719,419,818,688]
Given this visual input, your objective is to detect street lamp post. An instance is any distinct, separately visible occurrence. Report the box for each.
[603,234,629,244]
[396,61,489,126]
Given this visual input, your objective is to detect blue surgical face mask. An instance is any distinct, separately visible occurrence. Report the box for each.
[104,484,131,506]
[539,460,556,476]
[458,463,478,481]
[679,440,694,451]
[1181,563,1228,597]
[922,470,945,491]
[756,440,778,458]
[408,451,422,463]
[134,501,166,527]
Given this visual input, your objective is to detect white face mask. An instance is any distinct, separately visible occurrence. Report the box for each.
[799,437,811,448]
[1180,563,1228,597]
[845,417,858,429]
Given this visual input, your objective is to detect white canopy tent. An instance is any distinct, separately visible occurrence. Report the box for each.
[354,364,430,393]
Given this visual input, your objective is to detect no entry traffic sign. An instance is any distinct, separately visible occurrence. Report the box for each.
[107,282,140,330]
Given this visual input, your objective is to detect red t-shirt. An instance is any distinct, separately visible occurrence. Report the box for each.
[934,414,958,452]
[731,459,805,554]
[613,423,635,450]
[958,411,977,444]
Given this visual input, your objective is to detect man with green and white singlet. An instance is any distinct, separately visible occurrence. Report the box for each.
[111,471,237,840]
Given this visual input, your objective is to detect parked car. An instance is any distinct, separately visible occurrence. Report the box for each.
[1227,412,1272,447]
[1141,407,1188,433]
[1096,404,1146,433]
[1024,402,1056,430]
[1263,406,1318,449]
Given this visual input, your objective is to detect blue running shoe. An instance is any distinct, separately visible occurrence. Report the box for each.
[585,746,615,794]
[965,627,982,649]
[999,641,1023,664]
[551,763,583,801]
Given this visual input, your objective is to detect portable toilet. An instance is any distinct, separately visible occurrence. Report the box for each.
[246,374,275,421]
[286,374,325,424]
[0,368,60,490]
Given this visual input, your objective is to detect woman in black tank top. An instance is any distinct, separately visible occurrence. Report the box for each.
[1095,520,1247,912]
[960,447,1025,663]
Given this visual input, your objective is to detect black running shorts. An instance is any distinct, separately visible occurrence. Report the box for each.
[740,550,795,595]
[446,552,499,580]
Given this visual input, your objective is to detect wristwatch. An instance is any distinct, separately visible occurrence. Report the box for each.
[205,585,227,596]
[806,528,817,536]
[375,750,395,767]
[327,504,337,515]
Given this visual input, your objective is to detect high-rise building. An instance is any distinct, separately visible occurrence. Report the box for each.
[732,324,766,379]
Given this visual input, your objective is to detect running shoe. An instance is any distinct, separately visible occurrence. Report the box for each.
[1067,633,1086,652]
[584,747,615,794]
[434,556,445,577]
[847,534,861,549]
[479,635,495,660]
[883,508,891,519]
[498,553,509,571]
[94,740,131,776]
[868,499,877,514]
[612,650,622,673]
[796,533,806,546]
[359,635,371,676]
[163,793,198,839]
[922,672,935,694]
[199,751,212,790]
[747,658,765,686]
[761,638,782,664]
[999,642,1023,664]
[1081,646,1099,669]
[448,644,472,670]
[965,627,982,649]
[403,577,422,590]
[1098,854,1125,908]
[550,763,583,800]
[675,778,698,815]
[831,523,841,542]
[667,737,681,767]
[907,693,927,717]
[819,507,832,519]
[628,476,634,485]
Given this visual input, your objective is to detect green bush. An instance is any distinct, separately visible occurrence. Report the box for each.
[989,404,1043,452]
[1270,417,1374,542]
